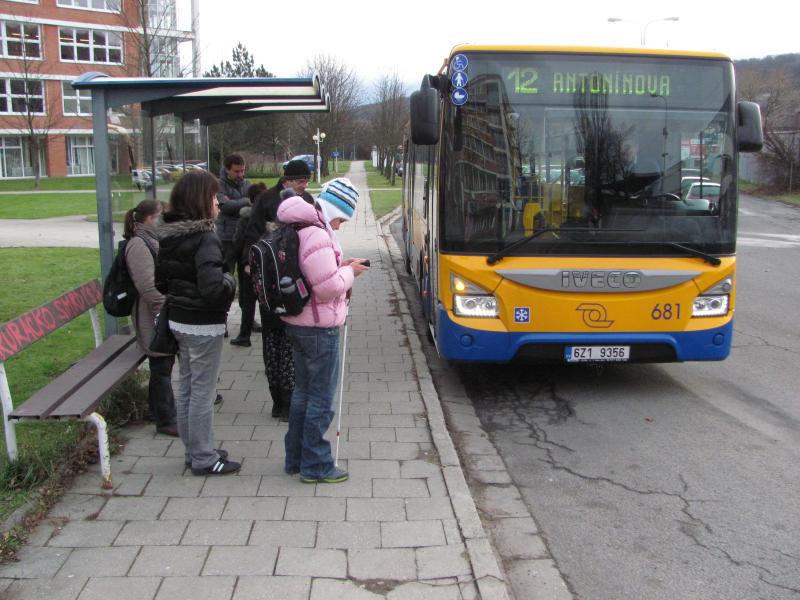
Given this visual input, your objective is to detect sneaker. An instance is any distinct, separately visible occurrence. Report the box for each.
[214,393,223,405]
[300,468,349,484]
[185,449,228,467]
[191,457,241,476]
[230,336,251,347]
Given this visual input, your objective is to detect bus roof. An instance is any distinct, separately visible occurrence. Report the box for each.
[447,44,731,62]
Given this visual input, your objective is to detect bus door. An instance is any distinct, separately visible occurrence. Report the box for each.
[427,144,440,338]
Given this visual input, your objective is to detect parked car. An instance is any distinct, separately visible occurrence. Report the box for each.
[131,169,152,191]
[282,154,316,173]
[684,181,720,212]
[681,176,711,198]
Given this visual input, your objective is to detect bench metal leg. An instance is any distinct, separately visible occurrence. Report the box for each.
[86,412,112,490]
[0,362,18,462]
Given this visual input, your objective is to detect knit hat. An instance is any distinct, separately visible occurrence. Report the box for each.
[283,159,312,179]
[318,177,359,223]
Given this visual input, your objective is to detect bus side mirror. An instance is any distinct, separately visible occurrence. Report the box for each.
[410,83,440,145]
[737,101,763,153]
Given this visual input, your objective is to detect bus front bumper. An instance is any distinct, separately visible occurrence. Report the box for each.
[435,305,733,363]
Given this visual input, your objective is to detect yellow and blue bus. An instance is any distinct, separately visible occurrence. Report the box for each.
[402,45,763,363]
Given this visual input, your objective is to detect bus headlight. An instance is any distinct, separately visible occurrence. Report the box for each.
[692,277,732,317]
[451,273,499,318]
[454,295,498,318]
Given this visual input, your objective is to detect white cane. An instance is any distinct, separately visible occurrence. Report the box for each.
[334,323,348,467]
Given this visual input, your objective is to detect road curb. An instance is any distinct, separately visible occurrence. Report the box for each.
[375,214,512,600]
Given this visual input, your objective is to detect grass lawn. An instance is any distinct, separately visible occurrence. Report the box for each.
[0,248,102,521]
[370,190,402,218]
[0,175,133,192]
[0,191,147,220]
[364,162,402,190]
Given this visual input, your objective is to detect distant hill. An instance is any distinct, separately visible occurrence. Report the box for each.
[735,53,800,84]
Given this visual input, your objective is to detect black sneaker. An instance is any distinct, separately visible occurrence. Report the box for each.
[300,467,349,484]
[185,449,228,467]
[214,393,223,405]
[230,336,251,347]
[192,457,241,476]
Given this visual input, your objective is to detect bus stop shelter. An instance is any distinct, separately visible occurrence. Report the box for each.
[71,72,330,336]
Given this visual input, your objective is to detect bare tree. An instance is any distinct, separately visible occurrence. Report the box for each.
[372,73,408,184]
[738,66,800,191]
[2,47,61,188]
[296,55,362,175]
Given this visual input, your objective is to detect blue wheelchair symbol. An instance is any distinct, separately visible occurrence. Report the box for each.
[451,88,468,106]
[451,71,468,89]
[451,54,469,72]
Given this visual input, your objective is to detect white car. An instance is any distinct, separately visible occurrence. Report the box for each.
[684,181,720,212]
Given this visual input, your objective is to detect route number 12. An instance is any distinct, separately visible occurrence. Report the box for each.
[507,68,539,94]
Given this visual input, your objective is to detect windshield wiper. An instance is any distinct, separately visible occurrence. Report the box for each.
[624,240,721,266]
[487,227,595,265]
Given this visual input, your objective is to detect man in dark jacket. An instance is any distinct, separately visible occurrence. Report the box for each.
[216,153,250,272]
[243,158,314,249]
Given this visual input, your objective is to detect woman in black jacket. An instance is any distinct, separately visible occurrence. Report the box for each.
[155,171,240,476]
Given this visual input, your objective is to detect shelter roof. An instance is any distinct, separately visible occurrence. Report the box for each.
[72,72,330,125]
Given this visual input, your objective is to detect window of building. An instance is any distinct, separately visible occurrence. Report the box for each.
[62,81,91,115]
[0,136,46,178]
[56,0,121,11]
[59,27,122,64]
[146,0,176,29]
[149,36,180,77]
[1,21,42,59]
[66,134,94,175]
[0,78,45,114]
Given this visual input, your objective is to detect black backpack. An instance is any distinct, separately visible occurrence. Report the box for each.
[250,223,317,316]
[102,236,156,318]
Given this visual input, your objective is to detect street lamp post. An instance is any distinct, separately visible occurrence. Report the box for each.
[312,128,326,183]
[608,16,679,46]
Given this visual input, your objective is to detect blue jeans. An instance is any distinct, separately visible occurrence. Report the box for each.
[284,324,342,479]
[172,330,223,469]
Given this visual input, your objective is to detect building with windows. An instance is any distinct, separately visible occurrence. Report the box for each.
[0,0,196,179]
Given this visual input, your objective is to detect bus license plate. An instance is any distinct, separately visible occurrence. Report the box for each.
[565,345,630,362]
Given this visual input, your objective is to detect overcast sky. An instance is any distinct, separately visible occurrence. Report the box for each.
[194,0,796,91]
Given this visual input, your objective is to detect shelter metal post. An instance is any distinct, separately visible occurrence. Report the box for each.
[91,89,117,337]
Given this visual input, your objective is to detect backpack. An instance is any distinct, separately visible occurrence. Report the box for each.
[102,236,156,318]
[250,223,316,316]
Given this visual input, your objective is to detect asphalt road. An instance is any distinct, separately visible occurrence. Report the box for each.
[393,194,800,599]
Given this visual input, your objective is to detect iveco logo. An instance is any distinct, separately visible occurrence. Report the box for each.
[561,270,642,289]
[576,303,614,328]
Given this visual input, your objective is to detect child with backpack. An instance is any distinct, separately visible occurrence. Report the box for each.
[122,199,178,437]
[275,177,369,484]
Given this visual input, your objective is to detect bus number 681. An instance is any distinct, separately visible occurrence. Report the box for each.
[651,303,681,320]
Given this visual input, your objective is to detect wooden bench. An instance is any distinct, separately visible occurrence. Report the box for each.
[0,280,146,489]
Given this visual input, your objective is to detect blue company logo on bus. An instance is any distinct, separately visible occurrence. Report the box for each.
[514,307,530,323]
[576,303,614,328]
[451,71,468,88]
[451,88,468,106]
[451,54,468,71]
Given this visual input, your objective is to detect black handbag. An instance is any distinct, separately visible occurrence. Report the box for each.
[149,302,178,355]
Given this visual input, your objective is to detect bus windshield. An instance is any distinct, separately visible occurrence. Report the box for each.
[440,52,736,256]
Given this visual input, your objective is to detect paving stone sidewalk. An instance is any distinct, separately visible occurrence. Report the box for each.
[0,163,510,599]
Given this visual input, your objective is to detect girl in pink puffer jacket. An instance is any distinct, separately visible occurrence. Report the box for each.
[276,177,369,484]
